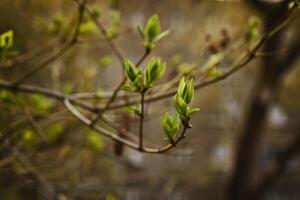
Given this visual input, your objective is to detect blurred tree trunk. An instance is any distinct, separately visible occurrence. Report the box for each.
[228,1,300,200]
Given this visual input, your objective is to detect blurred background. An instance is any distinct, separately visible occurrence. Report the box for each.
[0,0,299,199]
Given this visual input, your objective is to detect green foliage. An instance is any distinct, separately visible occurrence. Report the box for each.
[0,30,13,48]
[161,112,180,143]
[22,129,34,141]
[21,129,37,146]
[138,14,170,51]
[0,30,18,62]
[245,16,261,44]
[107,11,121,39]
[204,53,224,69]
[124,104,140,116]
[111,11,121,25]
[87,131,104,152]
[0,90,18,107]
[48,14,66,35]
[47,122,64,142]
[89,7,101,19]
[123,57,166,92]
[63,83,74,94]
[79,20,97,35]
[95,88,104,99]
[105,193,117,200]
[206,67,222,79]
[173,77,200,120]
[123,59,143,92]
[178,63,196,76]
[99,55,112,67]
[170,54,182,67]
[29,94,52,113]
[144,57,166,88]
[289,0,300,9]
[177,77,194,104]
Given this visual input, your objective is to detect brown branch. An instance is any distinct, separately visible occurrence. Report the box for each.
[63,98,188,154]
[0,81,98,113]
[101,115,194,156]
[136,48,151,67]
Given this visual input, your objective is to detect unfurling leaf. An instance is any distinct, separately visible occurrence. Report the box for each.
[138,14,170,51]
[173,77,199,119]
[161,112,180,142]
[173,94,188,119]
[177,77,194,104]
[124,59,141,82]
[144,57,166,88]
[124,104,140,116]
[144,15,161,43]
[123,57,166,92]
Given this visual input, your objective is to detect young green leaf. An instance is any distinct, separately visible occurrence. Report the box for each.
[185,78,194,104]
[153,30,170,43]
[173,77,199,119]
[173,94,188,119]
[177,77,194,104]
[144,57,166,88]
[138,14,170,51]
[124,104,140,116]
[124,59,141,82]
[187,107,200,117]
[121,83,137,92]
[161,112,180,142]
[144,15,161,43]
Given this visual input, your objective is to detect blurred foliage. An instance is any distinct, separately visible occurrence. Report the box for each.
[87,131,104,152]
[29,94,52,114]
[0,90,18,108]
[47,122,64,142]
[0,30,18,62]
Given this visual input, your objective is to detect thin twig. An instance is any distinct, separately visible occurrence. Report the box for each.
[91,48,151,125]
[80,2,124,65]
[0,81,98,112]
[64,98,189,154]
[136,49,151,67]
[12,0,87,85]
[138,91,145,150]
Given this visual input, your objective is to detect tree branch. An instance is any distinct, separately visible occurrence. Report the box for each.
[63,98,189,154]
